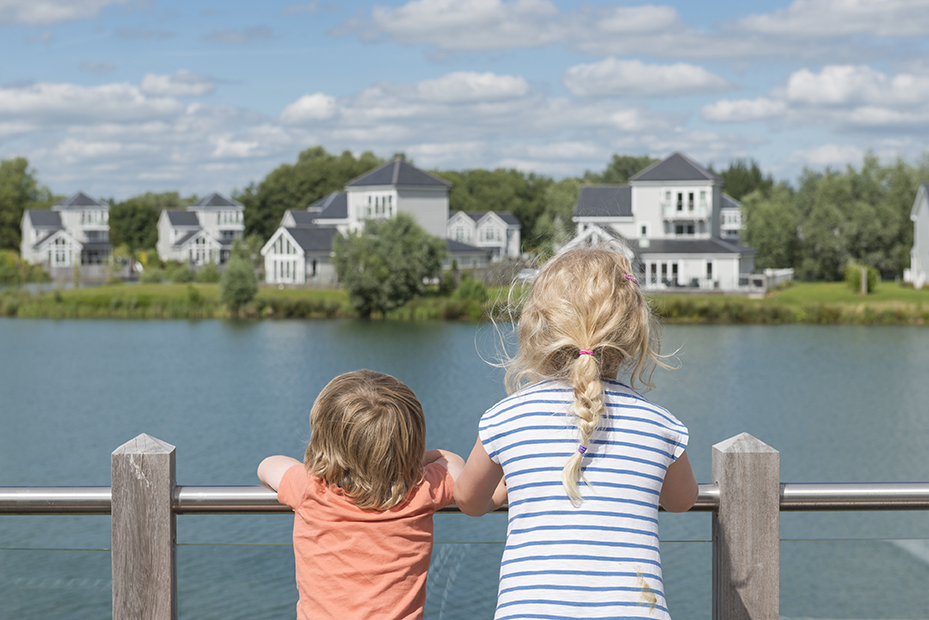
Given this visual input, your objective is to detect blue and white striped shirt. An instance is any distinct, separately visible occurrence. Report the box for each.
[479,379,688,620]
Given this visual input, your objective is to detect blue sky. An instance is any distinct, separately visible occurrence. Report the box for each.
[2,0,929,200]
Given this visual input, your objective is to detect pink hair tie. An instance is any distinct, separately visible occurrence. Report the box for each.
[578,350,593,356]
[623,274,639,285]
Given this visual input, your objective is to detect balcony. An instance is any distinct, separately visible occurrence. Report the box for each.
[662,201,708,219]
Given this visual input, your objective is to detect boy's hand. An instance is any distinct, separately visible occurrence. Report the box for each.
[257,455,302,492]
[424,449,465,482]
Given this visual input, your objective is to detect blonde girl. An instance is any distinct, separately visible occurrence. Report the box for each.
[259,370,464,620]
[455,246,697,620]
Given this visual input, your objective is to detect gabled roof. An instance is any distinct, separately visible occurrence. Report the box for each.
[455,211,522,227]
[913,183,929,219]
[447,239,490,254]
[640,237,755,255]
[189,192,243,209]
[164,210,200,226]
[346,158,451,188]
[25,209,63,228]
[33,228,81,250]
[573,186,633,218]
[313,192,348,220]
[285,227,339,253]
[172,229,223,250]
[52,191,107,210]
[630,152,722,183]
[721,193,742,210]
[287,210,318,227]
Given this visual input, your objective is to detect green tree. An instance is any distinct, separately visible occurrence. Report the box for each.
[582,154,658,185]
[741,184,800,270]
[716,158,774,200]
[110,192,189,251]
[333,213,446,318]
[237,147,383,242]
[219,257,258,315]
[0,157,55,251]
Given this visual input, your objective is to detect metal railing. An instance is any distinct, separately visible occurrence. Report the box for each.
[2,432,928,620]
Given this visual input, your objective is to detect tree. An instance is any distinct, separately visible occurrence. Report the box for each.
[716,158,774,200]
[582,154,658,185]
[333,213,446,318]
[236,147,383,242]
[741,184,800,270]
[110,192,189,251]
[219,257,258,315]
[0,157,55,251]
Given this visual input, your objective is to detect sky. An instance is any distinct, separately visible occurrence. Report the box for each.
[2,0,929,201]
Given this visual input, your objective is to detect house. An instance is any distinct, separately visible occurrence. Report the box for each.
[567,152,756,291]
[904,182,929,289]
[156,193,245,265]
[20,191,113,279]
[447,211,522,260]
[262,159,492,285]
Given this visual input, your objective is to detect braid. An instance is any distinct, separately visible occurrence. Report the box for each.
[562,352,604,504]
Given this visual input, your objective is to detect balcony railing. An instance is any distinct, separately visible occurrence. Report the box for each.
[662,202,709,219]
[2,432,928,620]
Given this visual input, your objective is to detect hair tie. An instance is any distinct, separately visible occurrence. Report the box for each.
[577,445,588,455]
[623,274,638,285]
[578,350,593,356]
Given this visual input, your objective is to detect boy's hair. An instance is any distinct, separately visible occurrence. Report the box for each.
[505,246,663,504]
[305,370,426,511]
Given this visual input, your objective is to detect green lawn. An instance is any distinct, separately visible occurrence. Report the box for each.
[763,281,929,306]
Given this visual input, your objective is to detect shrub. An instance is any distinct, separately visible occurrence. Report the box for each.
[166,264,195,283]
[197,263,221,283]
[140,268,164,284]
[844,264,879,294]
[219,257,257,314]
[452,274,488,303]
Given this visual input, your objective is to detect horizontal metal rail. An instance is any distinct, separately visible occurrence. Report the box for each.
[2,482,929,515]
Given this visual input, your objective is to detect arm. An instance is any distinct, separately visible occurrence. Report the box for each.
[454,437,507,516]
[257,455,302,492]
[659,449,698,513]
[424,449,465,482]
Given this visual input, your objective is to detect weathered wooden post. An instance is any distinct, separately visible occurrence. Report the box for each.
[712,433,779,620]
[112,434,177,620]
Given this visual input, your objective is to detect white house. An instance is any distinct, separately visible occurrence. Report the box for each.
[263,158,492,285]
[904,182,929,289]
[447,211,521,260]
[567,152,756,291]
[156,193,245,265]
[20,191,112,279]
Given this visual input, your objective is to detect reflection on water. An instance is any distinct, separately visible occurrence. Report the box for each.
[2,319,929,619]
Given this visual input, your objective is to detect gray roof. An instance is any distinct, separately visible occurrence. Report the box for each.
[721,193,741,210]
[286,227,338,253]
[32,230,62,248]
[287,210,318,227]
[165,210,200,226]
[630,152,722,183]
[53,191,107,210]
[189,192,243,209]
[574,186,633,218]
[347,158,451,188]
[81,241,113,251]
[172,230,200,248]
[447,239,490,254]
[457,211,522,227]
[313,192,348,220]
[25,209,63,228]
[640,237,755,255]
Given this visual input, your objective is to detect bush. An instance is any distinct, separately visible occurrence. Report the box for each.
[197,263,221,283]
[139,268,164,284]
[844,264,879,294]
[219,257,257,314]
[166,264,195,283]
[452,274,488,303]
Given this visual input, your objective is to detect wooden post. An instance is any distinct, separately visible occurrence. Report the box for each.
[860,266,868,295]
[712,433,779,620]
[112,434,177,620]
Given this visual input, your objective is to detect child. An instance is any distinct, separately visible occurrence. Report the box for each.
[454,246,698,620]
[258,369,464,620]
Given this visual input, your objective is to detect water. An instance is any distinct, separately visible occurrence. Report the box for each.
[2,319,929,619]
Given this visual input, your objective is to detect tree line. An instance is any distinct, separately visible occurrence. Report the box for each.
[2,148,927,281]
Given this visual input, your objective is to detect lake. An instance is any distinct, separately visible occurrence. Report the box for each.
[2,318,929,619]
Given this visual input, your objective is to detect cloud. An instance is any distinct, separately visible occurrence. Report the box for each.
[563,58,730,98]
[702,98,788,122]
[79,61,116,74]
[0,81,182,124]
[203,26,273,45]
[140,70,216,98]
[414,72,530,102]
[788,143,865,167]
[785,65,929,105]
[0,0,128,25]
[736,0,929,38]
[280,93,338,124]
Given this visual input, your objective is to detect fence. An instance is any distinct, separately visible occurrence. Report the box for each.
[2,432,929,620]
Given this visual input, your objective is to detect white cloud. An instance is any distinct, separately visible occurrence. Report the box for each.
[140,70,215,98]
[414,72,530,102]
[788,143,865,167]
[736,0,929,38]
[702,98,788,122]
[785,65,929,105]
[0,82,182,123]
[0,0,128,25]
[280,93,338,124]
[563,58,729,98]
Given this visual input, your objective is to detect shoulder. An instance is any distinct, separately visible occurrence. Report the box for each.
[278,463,313,508]
[480,380,573,426]
[602,379,687,430]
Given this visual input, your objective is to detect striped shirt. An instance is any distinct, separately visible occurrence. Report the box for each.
[479,379,688,620]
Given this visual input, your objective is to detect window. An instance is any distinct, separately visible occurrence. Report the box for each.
[676,193,683,211]
[688,192,694,210]
[649,263,657,284]
[707,261,713,279]
[640,224,648,237]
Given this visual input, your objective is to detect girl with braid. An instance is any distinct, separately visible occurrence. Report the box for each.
[455,245,697,620]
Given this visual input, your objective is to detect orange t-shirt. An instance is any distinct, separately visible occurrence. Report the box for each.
[277,462,455,620]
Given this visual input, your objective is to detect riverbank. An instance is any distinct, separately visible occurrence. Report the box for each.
[1,281,927,324]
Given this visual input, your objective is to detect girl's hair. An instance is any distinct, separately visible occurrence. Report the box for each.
[505,246,663,504]
[305,370,426,511]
